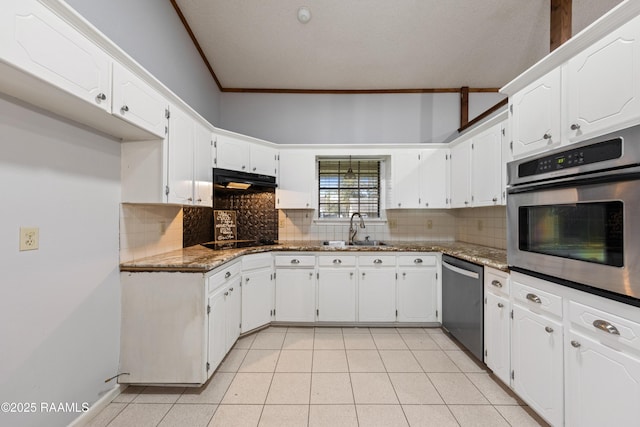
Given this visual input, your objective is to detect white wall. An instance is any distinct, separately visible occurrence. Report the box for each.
[220,92,505,144]
[65,0,221,126]
[0,95,121,427]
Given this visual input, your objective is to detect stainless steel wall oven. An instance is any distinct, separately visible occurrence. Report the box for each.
[507,125,640,306]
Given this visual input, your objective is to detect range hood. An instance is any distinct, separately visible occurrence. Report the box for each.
[213,168,277,191]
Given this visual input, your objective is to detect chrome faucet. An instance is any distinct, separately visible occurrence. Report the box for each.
[349,212,366,244]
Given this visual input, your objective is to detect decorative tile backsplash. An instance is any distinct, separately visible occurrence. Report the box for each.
[214,191,278,242]
[183,206,214,247]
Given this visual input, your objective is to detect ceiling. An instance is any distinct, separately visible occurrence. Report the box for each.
[173,0,622,92]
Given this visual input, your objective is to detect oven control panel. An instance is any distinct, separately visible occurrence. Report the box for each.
[519,138,622,178]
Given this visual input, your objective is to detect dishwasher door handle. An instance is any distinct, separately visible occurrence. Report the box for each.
[443,261,480,280]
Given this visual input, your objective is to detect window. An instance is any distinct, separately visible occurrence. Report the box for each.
[318,159,381,219]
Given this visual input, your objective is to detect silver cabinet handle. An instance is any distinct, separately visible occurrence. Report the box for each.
[497,302,504,308]
[96,93,106,102]
[121,105,129,113]
[545,326,554,333]
[570,123,581,130]
[333,259,342,264]
[373,259,383,264]
[291,259,300,264]
[224,271,231,279]
[414,258,423,264]
[526,293,542,304]
[593,319,620,335]
[491,280,502,288]
[543,133,551,140]
[571,340,581,348]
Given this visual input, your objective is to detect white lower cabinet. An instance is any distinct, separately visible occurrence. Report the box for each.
[206,284,227,372]
[396,255,438,322]
[511,304,564,427]
[275,255,316,322]
[241,254,275,333]
[484,267,511,385]
[358,268,397,322]
[318,255,357,322]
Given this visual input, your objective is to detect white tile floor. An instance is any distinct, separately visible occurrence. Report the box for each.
[86,327,547,427]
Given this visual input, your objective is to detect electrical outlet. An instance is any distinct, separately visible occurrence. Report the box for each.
[388,219,398,230]
[426,219,433,229]
[477,220,483,231]
[20,227,39,251]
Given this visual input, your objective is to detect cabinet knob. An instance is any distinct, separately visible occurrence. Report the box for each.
[592,319,620,335]
[492,197,497,202]
[197,198,202,202]
[245,277,250,283]
[96,93,106,102]
[570,123,581,131]
[242,165,246,169]
[543,133,552,140]
[425,202,429,207]
[309,272,313,278]
[187,197,193,202]
[121,105,129,113]
[414,258,423,264]
[398,203,401,207]
[526,293,541,304]
[333,259,342,264]
[570,340,581,348]
[225,271,231,279]
[491,280,502,288]
[291,259,300,264]
[229,287,234,292]
[224,291,229,296]
[545,326,554,333]
[497,302,504,308]
[464,201,469,205]
[373,259,383,264]
[362,272,366,278]
[253,167,256,171]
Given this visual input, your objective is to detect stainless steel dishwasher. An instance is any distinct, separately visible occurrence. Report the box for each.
[442,254,484,361]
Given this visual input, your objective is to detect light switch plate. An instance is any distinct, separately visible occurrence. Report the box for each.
[20,227,39,251]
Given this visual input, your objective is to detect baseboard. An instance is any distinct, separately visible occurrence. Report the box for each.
[67,384,127,427]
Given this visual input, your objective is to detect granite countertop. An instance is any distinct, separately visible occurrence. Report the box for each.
[120,241,508,273]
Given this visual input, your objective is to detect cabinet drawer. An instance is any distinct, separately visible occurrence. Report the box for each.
[484,267,510,296]
[274,255,315,267]
[359,255,396,267]
[208,261,241,292]
[318,255,356,267]
[242,253,272,271]
[569,301,640,353]
[512,281,562,318]
[397,255,436,267]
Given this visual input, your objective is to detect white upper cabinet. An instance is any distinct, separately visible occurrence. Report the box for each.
[214,134,278,177]
[194,123,213,206]
[277,150,316,209]
[214,134,250,172]
[0,0,112,112]
[389,150,421,209]
[471,123,502,206]
[510,68,562,159]
[167,105,195,204]
[565,15,640,145]
[449,139,472,208]
[112,62,168,138]
[419,149,449,209]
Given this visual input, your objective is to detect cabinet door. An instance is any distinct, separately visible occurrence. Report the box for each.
[449,139,472,208]
[207,286,227,373]
[566,330,640,427]
[242,268,274,333]
[276,150,315,209]
[358,269,396,322]
[0,0,112,112]
[250,143,278,177]
[471,123,502,206]
[317,269,356,322]
[389,150,421,209]
[275,269,316,322]
[510,68,561,159]
[500,122,512,204]
[225,277,242,351]
[484,292,510,385]
[566,16,640,144]
[194,123,213,206]
[112,62,167,138]
[397,269,437,322]
[215,134,250,172]
[419,149,449,208]
[511,305,564,427]
[167,105,194,204]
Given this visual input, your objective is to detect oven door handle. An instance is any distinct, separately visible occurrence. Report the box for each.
[508,166,640,194]
[443,261,479,280]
